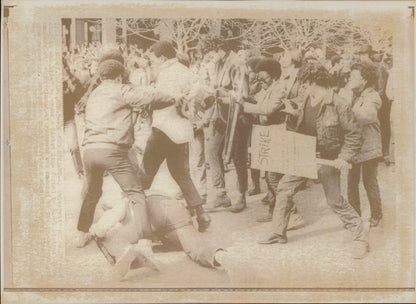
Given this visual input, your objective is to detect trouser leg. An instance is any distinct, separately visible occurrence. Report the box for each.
[271,174,307,237]
[250,169,260,189]
[204,125,226,190]
[141,128,167,189]
[267,172,284,213]
[232,119,251,194]
[77,149,104,232]
[347,163,362,216]
[190,130,207,199]
[265,172,276,202]
[362,159,382,219]
[379,97,392,157]
[318,165,365,241]
[105,149,151,240]
[167,141,204,208]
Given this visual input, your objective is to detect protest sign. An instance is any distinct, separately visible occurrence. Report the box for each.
[250,124,318,179]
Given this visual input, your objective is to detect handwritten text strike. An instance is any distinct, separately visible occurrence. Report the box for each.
[258,130,271,165]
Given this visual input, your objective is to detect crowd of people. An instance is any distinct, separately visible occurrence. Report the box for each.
[63,38,394,280]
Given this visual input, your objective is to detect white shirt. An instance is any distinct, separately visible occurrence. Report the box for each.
[151,59,195,144]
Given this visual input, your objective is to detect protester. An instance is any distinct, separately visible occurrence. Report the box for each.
[238,58,304,226]
[340,62,383,227]
[76,58,176,249]
[90,194,230,280]
[355,44,391,165]
[258,61,370,260]
[140,41,212,232]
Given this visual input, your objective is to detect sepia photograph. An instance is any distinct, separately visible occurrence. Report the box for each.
[2,1,415,303]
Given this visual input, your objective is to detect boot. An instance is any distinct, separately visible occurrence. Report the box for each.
[258,233,287,245]
[230,194,246,213]
[256,212,272,223]
[369,214,382,227]
[247,185,261,196]
[206,189,232,211]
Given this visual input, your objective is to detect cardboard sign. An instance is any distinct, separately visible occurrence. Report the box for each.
[250,124,318,179]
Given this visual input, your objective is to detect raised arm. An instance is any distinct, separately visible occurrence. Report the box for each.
[122,84,176,111]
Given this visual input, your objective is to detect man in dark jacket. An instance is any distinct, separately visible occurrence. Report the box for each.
[77,59,175,249]
[258,62,370,260]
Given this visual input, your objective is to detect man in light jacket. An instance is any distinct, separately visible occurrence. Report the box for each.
[141,41,212,232]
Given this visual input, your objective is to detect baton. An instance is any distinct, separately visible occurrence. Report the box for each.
[93,235,116,265]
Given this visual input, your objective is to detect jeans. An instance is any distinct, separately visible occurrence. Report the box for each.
[141,128,203,208]
[348,158,382,219]
[77,148,151,240]
[271,165,365,241]
[189,129,207,199]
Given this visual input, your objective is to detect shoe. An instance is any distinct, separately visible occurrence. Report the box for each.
[76,231,92,248]
[230,195,246,213]
[256,213,272,223]
[206,191,232,211]
[352,240,370,259]
[197,212,211,232]
[261,192,275,205]
[369,215,382,227]
[247,187,261,196]
[258,233,287,245]
[287,213,306,231]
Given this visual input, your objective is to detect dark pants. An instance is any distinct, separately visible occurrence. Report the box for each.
[231,116,253,194]
[141,128,203,208]
[147,195,219,268]
[348,159,382,219]
[271,165,365,241]
[250,169,260,189]
[77,148,152,240]
[379,97,392,157]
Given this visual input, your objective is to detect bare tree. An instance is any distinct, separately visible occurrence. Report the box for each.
[352,18,393,56]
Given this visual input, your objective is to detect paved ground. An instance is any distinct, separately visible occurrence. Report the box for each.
[62,123,411,289]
